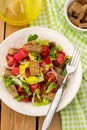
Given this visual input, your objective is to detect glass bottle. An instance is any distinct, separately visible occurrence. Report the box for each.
[0,0,42,26]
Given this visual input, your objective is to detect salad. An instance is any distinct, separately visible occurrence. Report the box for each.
[2,34,70,106]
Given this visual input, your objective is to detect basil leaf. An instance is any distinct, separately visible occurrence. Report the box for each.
[27,34,38,42]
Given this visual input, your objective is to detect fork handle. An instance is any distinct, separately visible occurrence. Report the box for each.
[42,83,64,130]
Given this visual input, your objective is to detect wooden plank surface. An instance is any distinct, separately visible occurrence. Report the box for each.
[0,20,4,43]
[0,22,36,130]
[39,113,62,130]
[0,20,62,130]
[0,19,4,130]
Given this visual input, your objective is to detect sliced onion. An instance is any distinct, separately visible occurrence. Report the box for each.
[46,68,58,80]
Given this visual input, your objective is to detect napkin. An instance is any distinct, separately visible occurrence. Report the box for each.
[30,0,87,129]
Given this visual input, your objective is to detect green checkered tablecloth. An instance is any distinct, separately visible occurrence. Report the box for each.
[30,0,87,129]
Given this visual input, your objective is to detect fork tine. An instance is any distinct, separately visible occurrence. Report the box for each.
[70,46,77,66]
[70,46,82,69]
[73,47,82,68]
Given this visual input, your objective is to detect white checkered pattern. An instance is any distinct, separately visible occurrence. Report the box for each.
[30,0,87,129]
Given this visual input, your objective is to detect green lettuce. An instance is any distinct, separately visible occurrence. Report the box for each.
[12,77,32,96]
[32,89,50,106]
[45,82,57,94]
[33,98,50,106]
[2,76,15,92]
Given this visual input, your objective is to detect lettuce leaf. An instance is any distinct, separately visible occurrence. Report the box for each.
[33,98,50,106]
[12,77,32,96]
[2,76,15,92]
[32,89,50,106]
[45,82,57,94]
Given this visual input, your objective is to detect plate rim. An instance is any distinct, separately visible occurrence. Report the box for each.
[0,27,82,116]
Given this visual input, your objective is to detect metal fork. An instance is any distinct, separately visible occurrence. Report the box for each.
[42,46,82,130]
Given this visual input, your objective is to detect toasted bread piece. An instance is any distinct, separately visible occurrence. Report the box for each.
[54,67,62,74]
[79,4,87,20]
[8,48,18,55]
[4,68,12,77]
[10,85,18,98]
[68,1,82,16]
[41,92,55,101]
[57,74,64,86]
[24,41,42,53]
[69,16,80,26]
[76,0,87,5]
[79,22,87,28]
[29,60,40,76]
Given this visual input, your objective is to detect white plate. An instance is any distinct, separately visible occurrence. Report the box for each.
[0,27,82,116]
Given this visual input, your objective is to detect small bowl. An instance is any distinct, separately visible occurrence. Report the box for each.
[64,0,87,32]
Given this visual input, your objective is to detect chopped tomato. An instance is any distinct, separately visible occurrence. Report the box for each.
[45,73,56,82]
[14,48,28,62]
[17,86,24,93]
[40,60,46,68]
[43,56,51,64]
[22,96,32,102]
[6,54,15,66]
[51,88,58,93]
[29,84,40,93]
[57,51,65,64]
[41,45,50,57]
[11,66,19,76]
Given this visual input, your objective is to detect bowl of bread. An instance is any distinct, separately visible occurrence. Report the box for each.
[64,0,87,31]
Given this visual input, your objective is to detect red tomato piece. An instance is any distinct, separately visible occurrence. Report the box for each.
[41,45,50,57]
[11,66,19,76]
[57,51,65,64]
[6,54,15,66]
[40,60,46,67]
[45,72,56,82]
[43,56,51,64]
[51,88,58,93]
[14,48,28,62]
[29,84,40,93]
[22,96,32,102]
[17,86,23,93]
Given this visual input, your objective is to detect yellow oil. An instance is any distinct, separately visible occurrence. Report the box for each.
[0,0,42,26]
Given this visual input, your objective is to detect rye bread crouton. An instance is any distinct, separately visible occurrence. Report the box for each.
[4,68,12,77]
[76,0,87,4]
[24,42,42,53]
[68,1,82,16]
[8,48,18,55]
[82,15,87,22]
[69,16,80,26]
[10,85,18,98]
[41,92,55,101]
[79,22,87,28]
[49,41,56,48]
[29,60,40,76]
[57,74,64,86]
[79,4,87,20]
[54,67,62,74]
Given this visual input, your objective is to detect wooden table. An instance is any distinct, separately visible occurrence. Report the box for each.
[0,20,62,130]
